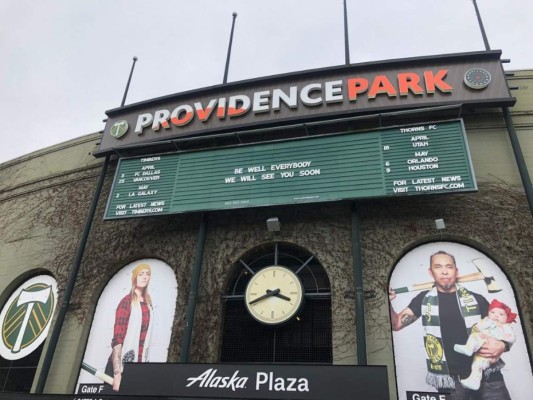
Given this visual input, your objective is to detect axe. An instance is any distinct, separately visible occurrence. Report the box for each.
[81,362,114,385]
[392,258,501,294]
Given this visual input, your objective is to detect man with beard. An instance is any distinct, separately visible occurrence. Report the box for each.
[389,251,511,399]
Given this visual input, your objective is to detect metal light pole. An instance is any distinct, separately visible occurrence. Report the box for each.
[471,0,491,51]
[343,0,350,64]
[223,12,238,84]
[121,56,138,106]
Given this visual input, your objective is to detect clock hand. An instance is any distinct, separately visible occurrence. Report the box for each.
[267,289,291,302]
[249,288,280,305]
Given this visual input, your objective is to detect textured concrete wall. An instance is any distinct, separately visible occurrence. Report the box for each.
[0,134,103,305]
[0,135,105,392]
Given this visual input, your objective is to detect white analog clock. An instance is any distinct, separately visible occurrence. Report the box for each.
[244,265,304,325]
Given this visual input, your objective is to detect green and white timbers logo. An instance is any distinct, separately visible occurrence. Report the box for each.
[0,275,58,360]
[110,120,129,139]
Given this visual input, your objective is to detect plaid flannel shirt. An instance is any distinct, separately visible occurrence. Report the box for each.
[111,294,150,362]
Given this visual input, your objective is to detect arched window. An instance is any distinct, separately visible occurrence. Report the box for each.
[220,242,332,363]
[0,275,58,393]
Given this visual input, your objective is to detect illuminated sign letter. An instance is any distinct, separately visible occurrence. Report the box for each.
[347,78,368,101]
[135,113,153,134]
[170,105,194,127]
[228,95,251,117]
[368,75,397,99]
[253,91,271,113]
[152,109,171,131]
[424,70,453,94]
[217,98,227,118]
[300,83,322,106]
[195,99,218,122]
[272,87,297,110]
[398,73,424,96]
[325,80,343,103]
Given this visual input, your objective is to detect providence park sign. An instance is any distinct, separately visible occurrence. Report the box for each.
[95,51,514,156]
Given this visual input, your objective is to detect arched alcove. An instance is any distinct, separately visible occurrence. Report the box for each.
[220,242,332,363]
[0,274,57,393]
[388,241,533,400]
[75,259,177,393]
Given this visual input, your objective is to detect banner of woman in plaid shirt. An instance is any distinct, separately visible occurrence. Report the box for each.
[76,259,178,394]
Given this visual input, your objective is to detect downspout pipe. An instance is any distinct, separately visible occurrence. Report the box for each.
[351,202,367,365]
[35,155,110,393]
[180,213,208,362]
[502,107,533,216]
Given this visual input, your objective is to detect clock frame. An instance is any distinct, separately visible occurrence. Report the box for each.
[464,67,491,90]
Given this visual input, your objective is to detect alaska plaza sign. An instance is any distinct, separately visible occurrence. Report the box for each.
[76,363,389,400]
[95,51,514,155]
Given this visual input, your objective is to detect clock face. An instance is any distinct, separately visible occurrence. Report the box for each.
[464,68,491,90]
[244,266,304,325]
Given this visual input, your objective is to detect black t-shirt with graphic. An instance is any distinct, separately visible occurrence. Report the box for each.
[408,290,503,380]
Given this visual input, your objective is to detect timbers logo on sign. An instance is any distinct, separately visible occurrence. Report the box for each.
[0,275,58,360]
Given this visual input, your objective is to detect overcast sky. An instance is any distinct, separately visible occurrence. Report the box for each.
[1,0,531,164]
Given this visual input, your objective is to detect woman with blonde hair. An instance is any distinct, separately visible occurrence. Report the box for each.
[105,264,153,391]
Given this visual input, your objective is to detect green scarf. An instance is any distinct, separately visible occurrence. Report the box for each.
[421,285,481,389]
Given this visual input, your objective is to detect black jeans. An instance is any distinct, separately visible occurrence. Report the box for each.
[442,376,511,400]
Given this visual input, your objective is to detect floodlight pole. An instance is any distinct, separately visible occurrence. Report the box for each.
[223,12,238,84]
[343,0,350,65]
[121,57,138,107]
[472,0,490,51]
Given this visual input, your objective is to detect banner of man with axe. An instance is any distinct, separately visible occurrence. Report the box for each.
[388,245,533,400]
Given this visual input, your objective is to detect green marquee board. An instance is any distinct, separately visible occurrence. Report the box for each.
[104,119,476,219]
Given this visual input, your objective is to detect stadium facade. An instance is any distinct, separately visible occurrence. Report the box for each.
[0,51,532,400]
